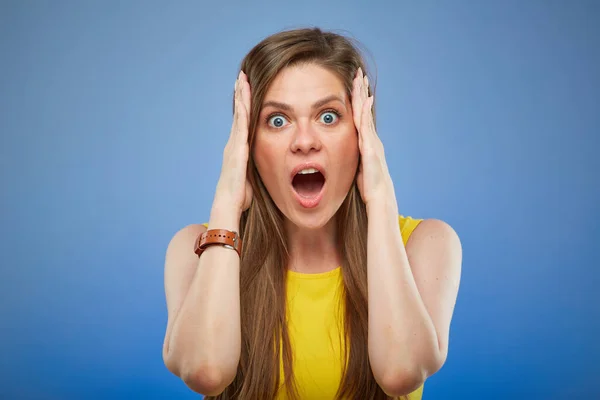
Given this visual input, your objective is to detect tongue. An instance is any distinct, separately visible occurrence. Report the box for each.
[293,173,324,197]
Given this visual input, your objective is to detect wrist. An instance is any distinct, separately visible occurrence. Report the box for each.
[366,194,398,217]
[209,202,241,232]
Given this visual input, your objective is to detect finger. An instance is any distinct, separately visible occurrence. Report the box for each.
[229,77,240,138]
[358,128,363,152]
[230,73,244,140]
[235,94,248,139]
[361,76,370,143]
[368,96,376,136]
[240,71,252,125]
[356,164,364,197]
[352,68,364,130]
[360,95,375,141]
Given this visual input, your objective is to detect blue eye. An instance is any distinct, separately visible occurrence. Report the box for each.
[268,115,288,128]
[320,111,339,125]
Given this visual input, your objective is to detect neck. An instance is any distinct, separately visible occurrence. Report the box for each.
[284,216,341,274]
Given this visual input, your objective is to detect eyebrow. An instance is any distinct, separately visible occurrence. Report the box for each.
[261,94,345,112]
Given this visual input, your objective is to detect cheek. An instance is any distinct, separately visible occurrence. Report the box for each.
[253,140,281,188]
[328,131,359,188]
[339,129,360,165]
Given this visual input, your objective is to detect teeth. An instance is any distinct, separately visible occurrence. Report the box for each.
[297,168,319,175]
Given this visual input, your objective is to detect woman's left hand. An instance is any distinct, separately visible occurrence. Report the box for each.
[352,68,396,209]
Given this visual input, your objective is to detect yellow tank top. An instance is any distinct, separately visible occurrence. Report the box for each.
[276,215,424,399]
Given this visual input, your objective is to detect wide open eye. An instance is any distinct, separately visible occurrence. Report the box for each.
[267,114,289,128]
[319,111,339,125]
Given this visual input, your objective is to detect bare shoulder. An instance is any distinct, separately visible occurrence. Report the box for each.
[162,223,207,363]
[163,223,208,321]
[408,218,461,249]
[166,223,207,260]
[406,218,462,275]
[404,218,462,369]
[164,224,208,295]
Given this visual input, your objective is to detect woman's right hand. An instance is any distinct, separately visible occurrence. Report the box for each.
[213,71,253,217]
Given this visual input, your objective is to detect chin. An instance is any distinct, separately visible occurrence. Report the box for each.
[282,200,340,232]
[290,214,331,230]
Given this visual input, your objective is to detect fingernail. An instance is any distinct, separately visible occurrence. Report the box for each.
[358,67,363,77]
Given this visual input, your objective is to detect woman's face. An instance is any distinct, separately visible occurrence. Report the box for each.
[253,63,359,229]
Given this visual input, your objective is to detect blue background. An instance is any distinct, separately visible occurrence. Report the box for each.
[1,1,598,399]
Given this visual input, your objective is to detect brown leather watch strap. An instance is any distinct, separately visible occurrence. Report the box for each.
[194,229,242,258]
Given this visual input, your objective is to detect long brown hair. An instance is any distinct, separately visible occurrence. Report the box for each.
[207,27,405,400]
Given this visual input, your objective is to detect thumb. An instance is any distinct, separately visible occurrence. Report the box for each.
[243,180,253,212]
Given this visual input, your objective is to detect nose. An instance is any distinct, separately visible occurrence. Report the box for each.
[290,120,321,154]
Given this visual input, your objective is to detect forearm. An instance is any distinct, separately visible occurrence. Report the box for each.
[367,196,441,389]
[167,206,242,390]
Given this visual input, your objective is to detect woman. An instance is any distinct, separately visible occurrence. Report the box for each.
[162,27,462,400]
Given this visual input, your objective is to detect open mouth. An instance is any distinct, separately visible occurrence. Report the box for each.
[292,168,326,198]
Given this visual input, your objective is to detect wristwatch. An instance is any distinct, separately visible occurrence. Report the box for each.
[194,229,242,258]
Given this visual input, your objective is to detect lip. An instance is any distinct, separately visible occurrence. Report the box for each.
[292,180,326,209]
[289,162,326,183]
